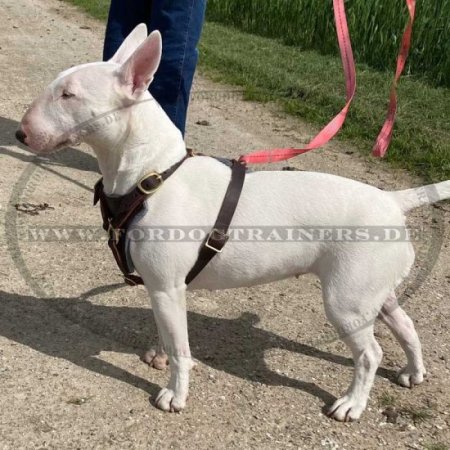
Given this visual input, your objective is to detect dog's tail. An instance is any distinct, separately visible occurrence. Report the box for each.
[390,181,450,213]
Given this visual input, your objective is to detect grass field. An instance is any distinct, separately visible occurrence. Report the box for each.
[207,0,450,89]
[62,1,449,182]
[199,22,450,181]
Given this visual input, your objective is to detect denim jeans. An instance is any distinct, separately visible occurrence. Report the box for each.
[103,0,207,136]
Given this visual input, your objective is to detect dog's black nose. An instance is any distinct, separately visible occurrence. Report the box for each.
[15,129,27,144]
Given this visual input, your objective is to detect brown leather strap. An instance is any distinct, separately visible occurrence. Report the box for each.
[94,155,191,286]
[94,156,246,287]
[185,160,246,285]
[95,155,190,222]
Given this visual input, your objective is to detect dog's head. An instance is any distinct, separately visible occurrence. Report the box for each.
[16,24,162,154]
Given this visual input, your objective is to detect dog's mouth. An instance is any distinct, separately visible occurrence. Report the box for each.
[54,137,81,150]
[23,135,81,154]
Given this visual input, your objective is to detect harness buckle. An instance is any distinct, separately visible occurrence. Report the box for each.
[205,228,229,253]
[137,172,164,195]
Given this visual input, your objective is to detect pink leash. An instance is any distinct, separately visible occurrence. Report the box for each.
[238,0,415,165]
[373,0,416,157]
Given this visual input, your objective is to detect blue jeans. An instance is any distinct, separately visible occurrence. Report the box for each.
[103,0,206,136]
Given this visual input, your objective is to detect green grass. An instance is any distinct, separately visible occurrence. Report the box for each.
[62,1,450,182]
[63,0,110,20]
[207,0,450,88]
[424,443,449,450]
[378,392,397,408]
[199,22,450,182]
[401,406,434,424]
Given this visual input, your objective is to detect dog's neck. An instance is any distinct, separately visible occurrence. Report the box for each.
[85,95,187,196]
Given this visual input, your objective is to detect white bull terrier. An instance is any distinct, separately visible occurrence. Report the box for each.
[17,24,450,421]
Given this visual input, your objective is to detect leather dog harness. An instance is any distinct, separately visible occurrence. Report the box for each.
[94,155,246,286]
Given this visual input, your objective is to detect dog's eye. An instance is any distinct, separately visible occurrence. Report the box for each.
[61,90,75,99]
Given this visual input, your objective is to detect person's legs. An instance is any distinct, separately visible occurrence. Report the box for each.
[149,1,206,136]
[103,0,151,62]
[103,0,206,136]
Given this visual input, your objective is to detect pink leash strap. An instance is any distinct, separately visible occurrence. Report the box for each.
[239,0,356,164]
[372,0,416,158]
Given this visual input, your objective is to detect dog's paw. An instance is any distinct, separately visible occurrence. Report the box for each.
[327,395,366,422]
[141,348,169,370]
[397,365,426,388]
[154,388,186,412]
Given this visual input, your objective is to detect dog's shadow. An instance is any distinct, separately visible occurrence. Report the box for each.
[0,116,98,173]
[0,284,397,407]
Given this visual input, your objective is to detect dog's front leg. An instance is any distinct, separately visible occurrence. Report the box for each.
[149,285,193,412]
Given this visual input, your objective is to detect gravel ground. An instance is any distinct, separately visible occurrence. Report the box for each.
[0,0,449,448]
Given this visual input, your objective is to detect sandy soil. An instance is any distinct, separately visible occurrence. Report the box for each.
[0,0,449,448]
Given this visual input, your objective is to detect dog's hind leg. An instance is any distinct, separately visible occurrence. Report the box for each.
[326,324,383,421]
[142,328,169,370]
[378,292,426,387]
[320,264,387,421]
[318,237,416,420]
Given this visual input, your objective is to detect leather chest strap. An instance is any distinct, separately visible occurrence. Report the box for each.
[185,160,246,285]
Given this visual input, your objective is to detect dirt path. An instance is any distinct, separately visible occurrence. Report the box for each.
[0,0,449,448]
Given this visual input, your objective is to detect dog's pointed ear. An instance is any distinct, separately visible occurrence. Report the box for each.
[109,24,148,65]
[118,30,162,98]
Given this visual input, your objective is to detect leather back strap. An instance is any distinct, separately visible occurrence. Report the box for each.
[185,160,246,284]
